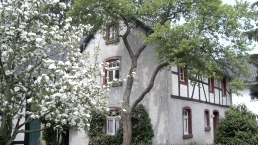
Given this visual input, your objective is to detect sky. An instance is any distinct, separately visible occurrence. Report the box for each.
[223,0,258,54]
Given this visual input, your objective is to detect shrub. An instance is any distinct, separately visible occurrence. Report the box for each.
[88,104,154,145]
[215,105,258,144]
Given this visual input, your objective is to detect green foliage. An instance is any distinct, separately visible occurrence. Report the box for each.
[131,104,154,144]
[88,104,154,145]
[215,105,258,144]
[42,124,69,145]
[43,127,57,145]
[250,54,258,68]
[69,0,256,93]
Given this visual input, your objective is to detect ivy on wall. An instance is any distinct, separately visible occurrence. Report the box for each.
[88,104,154,145]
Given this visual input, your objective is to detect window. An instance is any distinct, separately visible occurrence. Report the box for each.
[106,24,119,44]
[222,78,227,96]
[106,116,120,135]
[183,107,192,139]
[208,78,215,93]
[179,66,187,84]
[204,109,211,131]
[213,110,219,133]
[104,57,122,86]
[251,95,258,100]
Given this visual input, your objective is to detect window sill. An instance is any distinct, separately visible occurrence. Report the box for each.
[106,39,119,45]
[179,81,188,85]
[183,134,193,139]
[109,81,123,87]
[209,91,214,94]
[205,126,211,131]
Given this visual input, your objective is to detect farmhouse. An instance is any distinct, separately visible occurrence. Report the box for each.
[69,20,231,144]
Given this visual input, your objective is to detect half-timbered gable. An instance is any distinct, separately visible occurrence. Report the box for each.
[171,66,231,107]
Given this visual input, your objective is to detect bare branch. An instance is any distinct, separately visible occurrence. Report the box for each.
[17,126,49,133]
[130,61,169,111]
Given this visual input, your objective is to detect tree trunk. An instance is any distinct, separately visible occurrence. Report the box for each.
[0,114,13,145]
[122,111,132,145]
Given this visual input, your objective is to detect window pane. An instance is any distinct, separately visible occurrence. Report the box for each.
[205,111,209,127]
[109,71,113,82]
[109,63,112,67]
[184,118,188,134]
[110,27,117,39]
[115,70,119,79]
[115,120,120,132]
[108,120,113,133]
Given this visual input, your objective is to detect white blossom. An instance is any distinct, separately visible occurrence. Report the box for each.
[0,0,107,142]
[14,87,20,92]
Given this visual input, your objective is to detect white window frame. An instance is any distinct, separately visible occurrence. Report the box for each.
[179,67,185,82]
[106,116,120,135]
[109,26,117,40]
[183,110,189,135]
[106,60,120,82]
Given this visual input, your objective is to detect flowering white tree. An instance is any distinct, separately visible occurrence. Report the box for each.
[0,0,107,144]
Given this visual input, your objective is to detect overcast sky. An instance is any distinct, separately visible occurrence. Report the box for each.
[223,0,258,54]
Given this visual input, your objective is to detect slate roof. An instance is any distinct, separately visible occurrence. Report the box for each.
[244,63,258,85]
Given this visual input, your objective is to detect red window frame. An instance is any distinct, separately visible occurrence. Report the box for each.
[182,107,193,139]
[222,78,227,97]
[204,109,211,131]
[103,56,120,85]
[178,66,188,85]
[208,78,215,93]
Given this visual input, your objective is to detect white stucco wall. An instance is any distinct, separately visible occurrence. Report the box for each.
[232,86,258,115]
[69,129,89,145]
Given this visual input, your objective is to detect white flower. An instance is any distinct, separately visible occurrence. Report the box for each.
[36,38,43,43]
[5,70,13,75]
[46,123,51,127]
[28,32,36,37]
[14,87,20,92]
[48,63,56,69]
[27,98,32,103]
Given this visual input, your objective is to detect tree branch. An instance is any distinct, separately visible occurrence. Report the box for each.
[135,44,147,59]
[17,126,49,133]
[130,61,169,111]
[122,24,134,60]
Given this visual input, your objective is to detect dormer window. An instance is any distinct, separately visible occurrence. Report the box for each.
[106,23,119,44]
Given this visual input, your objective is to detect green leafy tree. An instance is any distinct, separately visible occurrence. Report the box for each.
[68,0,256,144]
[88,104,153,145]
[215,105,258,144]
